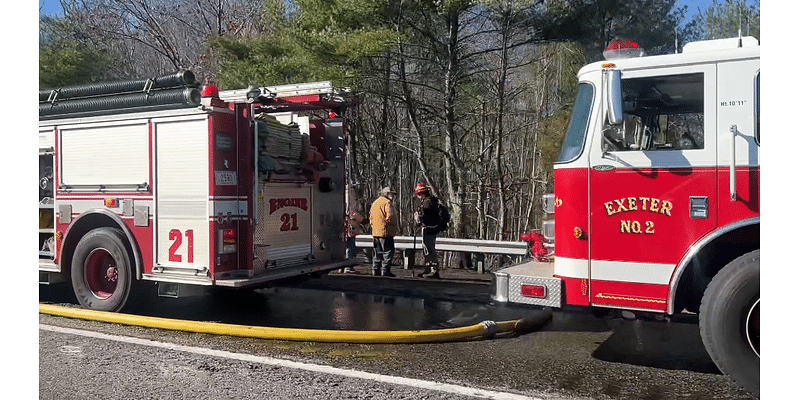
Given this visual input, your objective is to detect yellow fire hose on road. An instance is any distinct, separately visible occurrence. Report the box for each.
[39,303,552,344]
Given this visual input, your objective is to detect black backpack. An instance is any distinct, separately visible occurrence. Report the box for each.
[436,203,450,234]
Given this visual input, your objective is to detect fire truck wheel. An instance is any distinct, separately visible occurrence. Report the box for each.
[699,249,759,397]
[71,227,133,312]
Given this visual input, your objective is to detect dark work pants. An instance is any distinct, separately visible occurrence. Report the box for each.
[421,227,438,264]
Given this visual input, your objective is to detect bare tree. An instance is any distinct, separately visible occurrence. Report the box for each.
[60,0,270,79]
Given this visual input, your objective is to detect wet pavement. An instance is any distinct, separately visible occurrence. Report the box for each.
[39,263,754,399]
[40,263,536,331]
[39,262,720,374]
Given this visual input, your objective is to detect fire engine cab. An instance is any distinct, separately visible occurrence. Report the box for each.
[495,37,760,396]
[39,72,356,312]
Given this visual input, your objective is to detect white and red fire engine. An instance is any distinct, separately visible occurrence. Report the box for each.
[39,72,356,312]
[496,37,760,396]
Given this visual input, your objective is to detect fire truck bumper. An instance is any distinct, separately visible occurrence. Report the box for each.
[214,258,359,289]
[492,260,563,308]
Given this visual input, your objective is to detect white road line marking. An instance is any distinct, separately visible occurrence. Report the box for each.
[40,324,541,400]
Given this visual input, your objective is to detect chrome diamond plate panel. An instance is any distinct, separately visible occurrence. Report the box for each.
[507,274,563,307]
[494,261,563,307]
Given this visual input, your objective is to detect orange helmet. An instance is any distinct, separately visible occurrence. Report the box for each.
[414,183,429,195]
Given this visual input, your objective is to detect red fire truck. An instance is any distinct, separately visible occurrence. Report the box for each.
[495,37,760,396]
[39,72,357,312]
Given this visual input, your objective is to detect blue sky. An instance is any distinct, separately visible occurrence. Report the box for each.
[679,0,715,15]
[39,0,61,16]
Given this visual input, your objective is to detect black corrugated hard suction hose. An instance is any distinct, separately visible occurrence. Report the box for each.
[39,70,197,102]
[39,87,201,118]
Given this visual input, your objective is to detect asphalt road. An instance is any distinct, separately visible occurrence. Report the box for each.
[38,272,755,400]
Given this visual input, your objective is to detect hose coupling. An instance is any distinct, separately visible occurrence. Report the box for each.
[480,320,498,338]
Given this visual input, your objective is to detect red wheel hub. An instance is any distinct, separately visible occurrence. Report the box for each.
[106,266,118,282]
[84,248,119,300]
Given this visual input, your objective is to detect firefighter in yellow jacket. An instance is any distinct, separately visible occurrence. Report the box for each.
[369,187,398,277]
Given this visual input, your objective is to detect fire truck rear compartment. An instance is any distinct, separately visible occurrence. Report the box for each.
[212,114,353,289]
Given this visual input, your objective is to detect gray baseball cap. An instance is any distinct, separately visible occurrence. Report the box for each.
[381,187,397,195]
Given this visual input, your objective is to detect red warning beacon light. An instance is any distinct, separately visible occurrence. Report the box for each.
[200,78,219,98]
[200,78,225,107]
[603,38,645,60]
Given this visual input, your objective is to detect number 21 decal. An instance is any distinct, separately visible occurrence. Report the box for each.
[280,213,299,231]
[168,229,194,262]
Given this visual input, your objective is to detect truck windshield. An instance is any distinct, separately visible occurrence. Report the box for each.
[556,83,594,163]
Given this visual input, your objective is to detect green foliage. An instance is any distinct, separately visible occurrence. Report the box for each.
[39,16,114,89]
[39,41,111,89]
[328,29,398,63]
[535,0,685,58]
[211,0,396,88]
[211,34,337,88]
[292,0,394,31]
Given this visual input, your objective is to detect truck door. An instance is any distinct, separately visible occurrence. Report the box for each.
[587,65,717,312]
[256,184,313,269]
[716,60,760,227]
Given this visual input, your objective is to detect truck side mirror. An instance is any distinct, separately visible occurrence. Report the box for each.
[606,69,623,125]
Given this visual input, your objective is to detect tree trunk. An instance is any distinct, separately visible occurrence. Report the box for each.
[442,7,465,237]
[494,10,511,241]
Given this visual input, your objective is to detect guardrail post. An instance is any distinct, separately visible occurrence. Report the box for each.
[476,253,486,274]
[403,249,415,270]
[364,248,373,262]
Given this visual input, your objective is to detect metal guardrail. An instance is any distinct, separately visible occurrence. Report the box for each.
[354,235,528,255]
[354,235,530,273]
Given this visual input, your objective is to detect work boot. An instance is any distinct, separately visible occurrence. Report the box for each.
[416,263,432,278]
[422,262,439,279]
[372,266,381,276]
[381,268,396,278]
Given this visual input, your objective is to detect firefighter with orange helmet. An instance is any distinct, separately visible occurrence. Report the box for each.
[414,183,441,279]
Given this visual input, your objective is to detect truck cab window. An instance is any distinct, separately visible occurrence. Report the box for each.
[603,73,704,152]
[557,83,594,163]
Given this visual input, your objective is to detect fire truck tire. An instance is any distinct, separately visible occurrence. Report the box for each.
[699,249,759,398]
[71,227,133,312]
